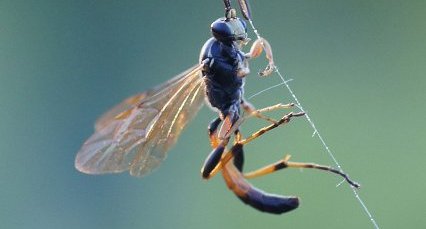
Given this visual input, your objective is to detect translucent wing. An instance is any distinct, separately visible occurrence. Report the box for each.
[94,93,146,132]
[75,65,205,177]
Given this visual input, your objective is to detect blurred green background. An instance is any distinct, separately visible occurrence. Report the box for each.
[1,0,425,228]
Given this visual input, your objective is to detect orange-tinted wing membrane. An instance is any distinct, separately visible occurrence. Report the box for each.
[75,65,205,176]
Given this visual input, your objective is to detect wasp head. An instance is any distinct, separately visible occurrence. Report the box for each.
[211,9,248,47]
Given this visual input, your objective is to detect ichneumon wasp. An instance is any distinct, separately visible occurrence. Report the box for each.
[75,0,359,214]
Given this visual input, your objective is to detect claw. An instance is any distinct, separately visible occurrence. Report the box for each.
[293,112,306,117]
[259,63,276,77]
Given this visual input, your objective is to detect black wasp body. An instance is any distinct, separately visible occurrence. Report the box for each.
[200,16,248,120]
[198,13,272,179]
[198,11,304,214]
[200,36,245,118]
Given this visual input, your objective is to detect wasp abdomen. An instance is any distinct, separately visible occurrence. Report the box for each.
[238,187,300,214]
[222,158,300,214]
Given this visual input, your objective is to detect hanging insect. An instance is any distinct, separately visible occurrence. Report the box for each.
[75,0,359,214]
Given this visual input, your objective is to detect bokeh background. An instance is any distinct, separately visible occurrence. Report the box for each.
[1,0,425,228]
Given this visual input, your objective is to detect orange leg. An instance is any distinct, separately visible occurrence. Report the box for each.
[244,154,360,188]
[207,111,305,179]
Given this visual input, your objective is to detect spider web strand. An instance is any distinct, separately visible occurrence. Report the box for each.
[248,19,380,229]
